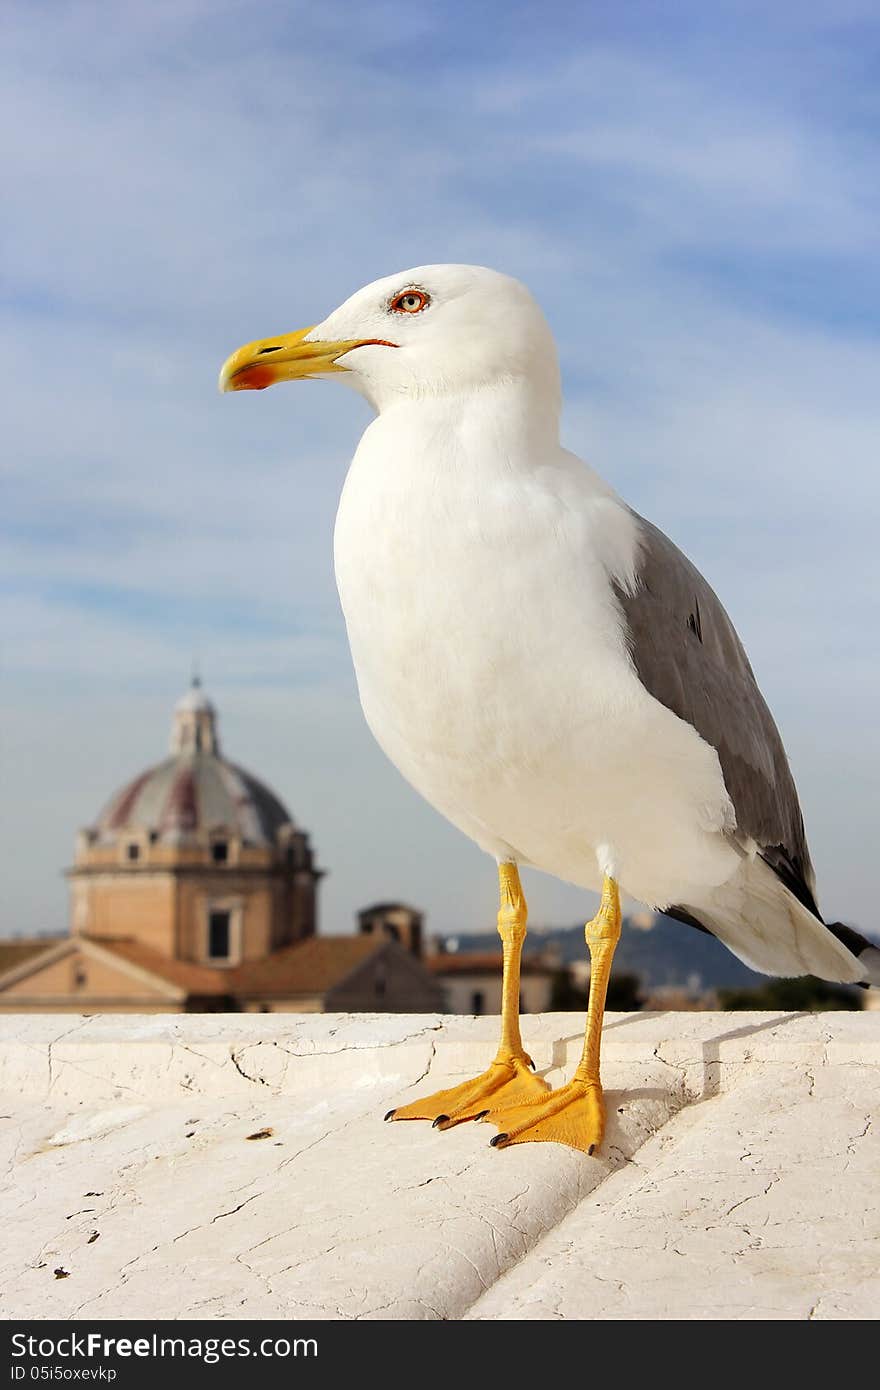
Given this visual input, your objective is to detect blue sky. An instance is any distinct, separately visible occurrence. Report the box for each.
[2,0,879,940]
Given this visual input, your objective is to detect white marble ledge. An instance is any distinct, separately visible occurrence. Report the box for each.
[0,1011,877,1321]
[2,1010,878,1103]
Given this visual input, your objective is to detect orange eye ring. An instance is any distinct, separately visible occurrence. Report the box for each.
[389,288,430,314]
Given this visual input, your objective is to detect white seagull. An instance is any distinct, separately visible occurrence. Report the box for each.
[220,264,878,1154]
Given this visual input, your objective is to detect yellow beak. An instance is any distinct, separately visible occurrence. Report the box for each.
[218,327,395,392]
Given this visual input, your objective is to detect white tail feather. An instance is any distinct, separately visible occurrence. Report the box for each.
[859,947,880,989]
[682,856,866,985]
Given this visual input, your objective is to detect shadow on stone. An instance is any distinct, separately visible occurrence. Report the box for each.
[698,1010,811,1100]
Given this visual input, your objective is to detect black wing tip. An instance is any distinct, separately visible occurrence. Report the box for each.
[825,920,880,965]
[759,846,822,921]
[665,905,715,938]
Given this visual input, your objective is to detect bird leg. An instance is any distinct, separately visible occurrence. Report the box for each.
[384,861,549,1128]
[482,875,621,1154]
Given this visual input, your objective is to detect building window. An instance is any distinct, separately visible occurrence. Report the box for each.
[208,910,231,960]
[471,990,485,1015]
[126,843,140,862]
[374,967,387,999]
[211,840,229,865]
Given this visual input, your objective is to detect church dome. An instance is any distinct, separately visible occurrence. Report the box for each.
[92,680,293,848]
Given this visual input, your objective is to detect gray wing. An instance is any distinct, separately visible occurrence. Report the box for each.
[615,512,818,915]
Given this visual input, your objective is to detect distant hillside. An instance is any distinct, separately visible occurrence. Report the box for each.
[442,913,768,993]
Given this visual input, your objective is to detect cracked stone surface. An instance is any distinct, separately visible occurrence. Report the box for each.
[0,1012,877,1320]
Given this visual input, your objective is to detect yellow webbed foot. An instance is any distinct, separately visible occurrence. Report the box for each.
[483,1077,605,1155]
[385,1055,549,1130]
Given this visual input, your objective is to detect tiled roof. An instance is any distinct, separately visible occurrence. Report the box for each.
[89,934,386,999]
[428,952,556,977]
[0,939,64,976]
[226,935,384,995]
[91,939,233,995]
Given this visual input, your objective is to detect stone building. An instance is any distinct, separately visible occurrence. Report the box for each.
[0,683,443,1015]
[358,902,424,956]
[68,679,320,966]
[428,950,557,1017]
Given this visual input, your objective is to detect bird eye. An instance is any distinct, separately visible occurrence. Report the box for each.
[389,289,430,314]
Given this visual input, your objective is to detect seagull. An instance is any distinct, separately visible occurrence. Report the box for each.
[220,264,878,1155]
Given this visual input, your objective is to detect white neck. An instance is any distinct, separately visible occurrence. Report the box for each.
[362,378,562,476]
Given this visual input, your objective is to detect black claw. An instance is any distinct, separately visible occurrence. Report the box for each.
[490,1133,509,1148]
[384,1109,397,1122]
[588,1144,595,1155]
[472,1110,490,1121]
[432,1114,450,1129]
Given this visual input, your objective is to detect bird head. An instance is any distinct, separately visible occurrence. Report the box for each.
[219,264,560,413]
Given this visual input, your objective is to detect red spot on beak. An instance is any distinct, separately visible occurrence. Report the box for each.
[229,364,277,391]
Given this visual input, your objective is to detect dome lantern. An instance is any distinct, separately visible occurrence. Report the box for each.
[171,676,219,755]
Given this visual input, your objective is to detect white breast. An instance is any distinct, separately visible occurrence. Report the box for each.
[333,395,738,908]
